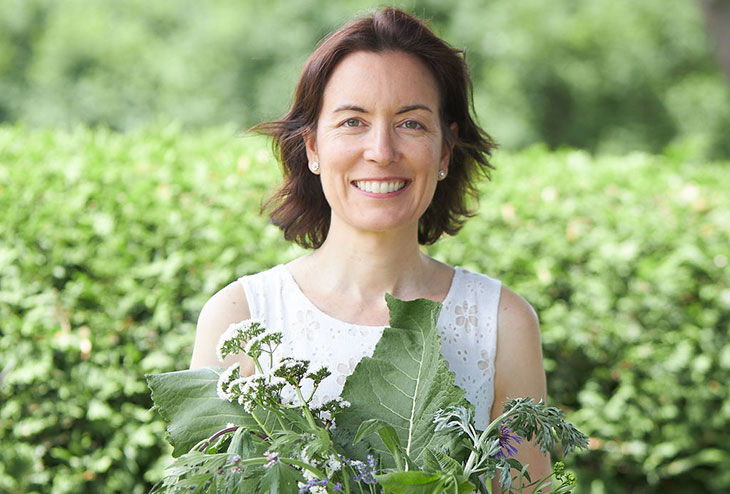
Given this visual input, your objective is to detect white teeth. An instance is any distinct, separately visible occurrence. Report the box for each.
[354,180,406,194]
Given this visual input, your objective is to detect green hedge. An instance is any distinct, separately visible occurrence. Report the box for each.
[0,125,728,493]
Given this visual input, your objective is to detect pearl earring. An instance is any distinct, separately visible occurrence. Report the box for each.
[438,169,447,180]
[309,161,320,173]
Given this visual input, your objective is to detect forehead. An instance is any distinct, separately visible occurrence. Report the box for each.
[320,50,441,112]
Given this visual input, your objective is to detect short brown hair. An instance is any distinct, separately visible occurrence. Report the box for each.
[254,7,495,248]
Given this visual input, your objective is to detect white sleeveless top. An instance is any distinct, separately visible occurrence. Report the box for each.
[239,264,501,429]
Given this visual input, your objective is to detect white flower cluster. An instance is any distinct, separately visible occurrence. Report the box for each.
[280,385,303,407]
[216,363,241,400]
[272,358,302,375]
[333,397,350,408]
[243,330,271,355]
[326,454,342,473]
[302,468,318,481]
[217,362,300,412]
[215,319,262,362]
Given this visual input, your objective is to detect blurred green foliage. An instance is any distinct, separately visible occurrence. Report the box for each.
[0,0,728,158]
[1,125,728,493]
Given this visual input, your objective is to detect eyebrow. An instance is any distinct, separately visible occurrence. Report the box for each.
[332,104,433,114]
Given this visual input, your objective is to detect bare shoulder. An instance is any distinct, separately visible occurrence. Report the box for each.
[189,279,254,372]
[493,284,546,407]
[496,285,540,338]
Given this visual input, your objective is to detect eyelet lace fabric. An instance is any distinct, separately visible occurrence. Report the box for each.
[238,264,501,429]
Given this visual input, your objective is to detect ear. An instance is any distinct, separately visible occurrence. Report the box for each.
[304,130,318,164]
[440,122,458,171]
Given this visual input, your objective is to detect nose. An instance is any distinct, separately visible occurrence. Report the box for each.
[363,123,399,165]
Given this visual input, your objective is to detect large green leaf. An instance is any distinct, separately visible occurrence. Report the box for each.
[375,471,443,494]
[257,461,304,494]
[334,295,471,467]
[147,367,261,456]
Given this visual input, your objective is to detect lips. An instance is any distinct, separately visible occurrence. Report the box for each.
[353,180,407,194]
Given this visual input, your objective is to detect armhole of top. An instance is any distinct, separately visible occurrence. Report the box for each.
[237,275,258,321]
[490,278,503,356]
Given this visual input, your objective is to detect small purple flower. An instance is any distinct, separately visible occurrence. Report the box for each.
[352,458,377,485]
[298,478,329,494]
[495,423,522,459]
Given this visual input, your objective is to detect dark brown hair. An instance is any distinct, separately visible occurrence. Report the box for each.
[253,7,496,248]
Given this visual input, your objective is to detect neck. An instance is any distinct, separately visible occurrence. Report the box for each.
[302,223,432,302]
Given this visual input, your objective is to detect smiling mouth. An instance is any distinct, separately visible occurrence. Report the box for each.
[353,180,407,194]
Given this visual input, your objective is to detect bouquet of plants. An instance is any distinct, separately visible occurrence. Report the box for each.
[147,295,587,493]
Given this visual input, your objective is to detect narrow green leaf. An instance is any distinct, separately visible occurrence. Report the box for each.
[353,419,393,446]
[422,447,463,477]
[354,418,408,470]
[454,476,477,494]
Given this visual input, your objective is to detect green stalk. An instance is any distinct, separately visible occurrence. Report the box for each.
[228,456,326,478]
[343,469,351,494]
[463,404,519,477]
[306,382,320,403]
[295,384,318,429]
[253,355,265,376]
[273,407,289,431]
[250,409,272,438]
[281,458,326,478]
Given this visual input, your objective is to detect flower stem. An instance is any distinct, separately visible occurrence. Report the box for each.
[343,470,351,494]
[295,385,318,429]
[306,382,320,403]
[194,425,239,452]
[464,404,519,477]
[281,458,326,478]
[230,456,325,478]
[250,409,272,438]
[253,357,265,376]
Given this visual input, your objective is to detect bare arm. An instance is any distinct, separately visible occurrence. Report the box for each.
[190,280,256,376]
[491,285,551,490]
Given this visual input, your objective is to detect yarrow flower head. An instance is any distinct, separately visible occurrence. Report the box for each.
[216,319,258,362]
[306,366,332,386]
[216,363,241,401]
[314,396,351,425]
[216,319,281,362]
[273,357,310,386]
[217,366,286,412]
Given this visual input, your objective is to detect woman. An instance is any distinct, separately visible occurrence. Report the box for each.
[190,7,550,484]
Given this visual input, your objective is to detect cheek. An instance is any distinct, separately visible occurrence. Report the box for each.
[318,171,349,208]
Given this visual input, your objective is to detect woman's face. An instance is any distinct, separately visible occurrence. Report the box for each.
[306,50,452,239]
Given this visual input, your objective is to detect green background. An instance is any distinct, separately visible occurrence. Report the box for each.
[1,0,729,493]
[1,0,729,158]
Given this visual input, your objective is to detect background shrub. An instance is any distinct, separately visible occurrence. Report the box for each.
[0,0,728,158]
[0,125,728,493]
